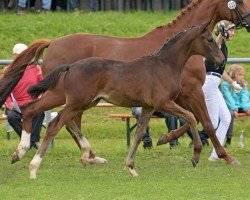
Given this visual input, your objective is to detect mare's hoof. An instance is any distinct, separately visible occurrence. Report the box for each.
[228,159,241,166]
[157,134,167,146]
[11,154,20,164]
[191,158,199,167]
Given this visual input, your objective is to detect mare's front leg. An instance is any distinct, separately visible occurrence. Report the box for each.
[157,100,202,166]
[181,87,237,164]
[125,108,154,177]
[65,114,107,166]
[29,104,82,179]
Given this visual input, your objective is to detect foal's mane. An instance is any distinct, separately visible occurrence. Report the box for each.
[152,25,197,56]
[156,0,204,29]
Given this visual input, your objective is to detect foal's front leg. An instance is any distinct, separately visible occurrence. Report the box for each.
[125,108,154,177]
[157,100,202,166]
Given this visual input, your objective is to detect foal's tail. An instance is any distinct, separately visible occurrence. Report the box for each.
[28,65,70,98]
[0,39,51,107]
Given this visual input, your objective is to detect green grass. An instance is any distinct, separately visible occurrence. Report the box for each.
[0,106,250,199]
[0,11,250,199]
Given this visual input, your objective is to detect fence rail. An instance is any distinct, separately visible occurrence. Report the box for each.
[1,58,250,66]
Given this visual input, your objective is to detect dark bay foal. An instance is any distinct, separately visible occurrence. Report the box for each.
[18,22,224,179]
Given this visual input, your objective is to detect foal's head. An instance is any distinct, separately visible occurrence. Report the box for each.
[190,21,225,68]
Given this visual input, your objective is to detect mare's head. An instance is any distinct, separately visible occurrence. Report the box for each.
[189,21,225,68]
[219,0,250,32]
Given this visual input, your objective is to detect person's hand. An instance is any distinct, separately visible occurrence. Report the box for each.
[231,81,243,92]
[234,111,239,118]
[218,22,228,38]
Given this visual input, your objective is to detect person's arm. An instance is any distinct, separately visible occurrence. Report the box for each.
[222,71,242,90]
[215,34,224,47]
[36,65,43,82]
[240,89,250,112]
[5,96,13,110]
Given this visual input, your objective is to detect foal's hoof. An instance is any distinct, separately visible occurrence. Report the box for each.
[157,134,168,146]
[11,153,20,164]
[128,167,139,177]
[191,158,199,167]
[89,156,108,165]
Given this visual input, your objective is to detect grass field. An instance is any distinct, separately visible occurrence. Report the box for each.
[0,11,250,199]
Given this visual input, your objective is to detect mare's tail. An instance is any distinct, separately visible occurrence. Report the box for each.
[0,39,51,107]
[28,65,70,98]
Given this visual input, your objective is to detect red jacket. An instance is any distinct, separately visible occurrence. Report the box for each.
[5,65,43,109]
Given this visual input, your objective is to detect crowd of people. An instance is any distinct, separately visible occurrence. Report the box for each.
[1,0,99,13]
[0,0,191,14]
[1,20,249,157]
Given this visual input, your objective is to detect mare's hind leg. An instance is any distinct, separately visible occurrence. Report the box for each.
[11,90,65,164]
[157,124,190,145]
[29,104,83,179]
[125,108,154,177]
[157,100,202,166]
[65,115,107,165]
[180,88,237,164]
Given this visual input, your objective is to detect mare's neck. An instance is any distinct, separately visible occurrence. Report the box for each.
[143,0,219,43]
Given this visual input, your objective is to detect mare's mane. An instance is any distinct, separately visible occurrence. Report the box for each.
[156,0,203,29]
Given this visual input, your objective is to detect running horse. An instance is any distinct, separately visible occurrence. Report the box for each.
[25,22,224,179]
[1,0,250,165]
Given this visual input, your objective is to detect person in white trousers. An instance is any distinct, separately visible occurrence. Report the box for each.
[202,20,242,161]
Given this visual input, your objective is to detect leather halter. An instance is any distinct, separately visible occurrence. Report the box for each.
[228,0,250,28]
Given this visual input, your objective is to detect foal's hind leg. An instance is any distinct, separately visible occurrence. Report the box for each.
[65,115,107,165]
[157,100,202,166]
[125,108,154,177]
[29,104,83,179]
[11,91,66,164]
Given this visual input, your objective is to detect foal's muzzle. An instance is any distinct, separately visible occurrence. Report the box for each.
[213,59,225,70]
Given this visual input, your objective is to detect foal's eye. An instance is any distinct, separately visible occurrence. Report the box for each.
[207,38,213,43]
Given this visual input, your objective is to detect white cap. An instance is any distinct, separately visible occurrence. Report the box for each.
[12,43,28,54]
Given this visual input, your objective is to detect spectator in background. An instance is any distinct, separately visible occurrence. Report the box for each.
[132,107,152,149]
[89,0,98,12]
[56,0,79,11]
[202,20,243,161]
[220,64,250,147]
[4,43,45,149]
[17,0,51,14]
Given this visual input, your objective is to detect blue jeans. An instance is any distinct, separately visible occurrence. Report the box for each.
[89,0,98,11]
[6,109,45,145]
[18,0,51,10]
[226,109,235,138]
[131,107,150,138]
[69,0,79,9]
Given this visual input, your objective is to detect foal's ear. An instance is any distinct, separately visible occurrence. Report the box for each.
[201,19,214,33]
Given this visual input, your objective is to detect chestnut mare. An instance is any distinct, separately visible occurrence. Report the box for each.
[24,23,224,179]
[1,0,250,165]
